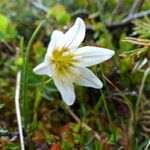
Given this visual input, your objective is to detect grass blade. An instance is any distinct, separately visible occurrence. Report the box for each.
[22,20,45,127]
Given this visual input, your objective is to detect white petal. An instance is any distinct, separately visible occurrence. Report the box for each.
[46,30,65,56]
[72,46,115,67]
[53,77,75,106]
[63,17,85,50]
[33,60,52,77]
[72,67,103,89]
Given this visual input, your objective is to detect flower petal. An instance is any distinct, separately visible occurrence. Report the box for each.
[53,77,75,106]
[63,17,85,50]
[72,67,103,89]
[33,60,52,77]
[73,46,115,67]
[46,30,65,56]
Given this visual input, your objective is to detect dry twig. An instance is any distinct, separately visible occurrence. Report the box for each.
[107,10,150,29]
[15,71,25,150]
[66,106,103,141]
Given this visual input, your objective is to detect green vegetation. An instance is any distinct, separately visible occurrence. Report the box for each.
[0,0,150,149]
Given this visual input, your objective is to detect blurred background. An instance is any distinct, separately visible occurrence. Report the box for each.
[0,0,150,149]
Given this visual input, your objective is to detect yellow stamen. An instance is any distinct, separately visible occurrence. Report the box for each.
[51,49,76,77]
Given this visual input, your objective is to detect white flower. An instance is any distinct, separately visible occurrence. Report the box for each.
[33,18,115,106]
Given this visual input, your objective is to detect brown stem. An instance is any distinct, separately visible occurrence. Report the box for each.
[66,106,102,141]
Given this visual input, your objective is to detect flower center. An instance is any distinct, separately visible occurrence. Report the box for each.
[51,48,76,76]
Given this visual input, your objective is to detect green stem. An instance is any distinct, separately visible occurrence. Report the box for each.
[79,87,87,119]
[32,77,45,129]
[99,66,114,133]
[100,90,113,132]
[135,66,150,123]
[103,74,135,144]
[32,88,42,130]
[22,20,45,128]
